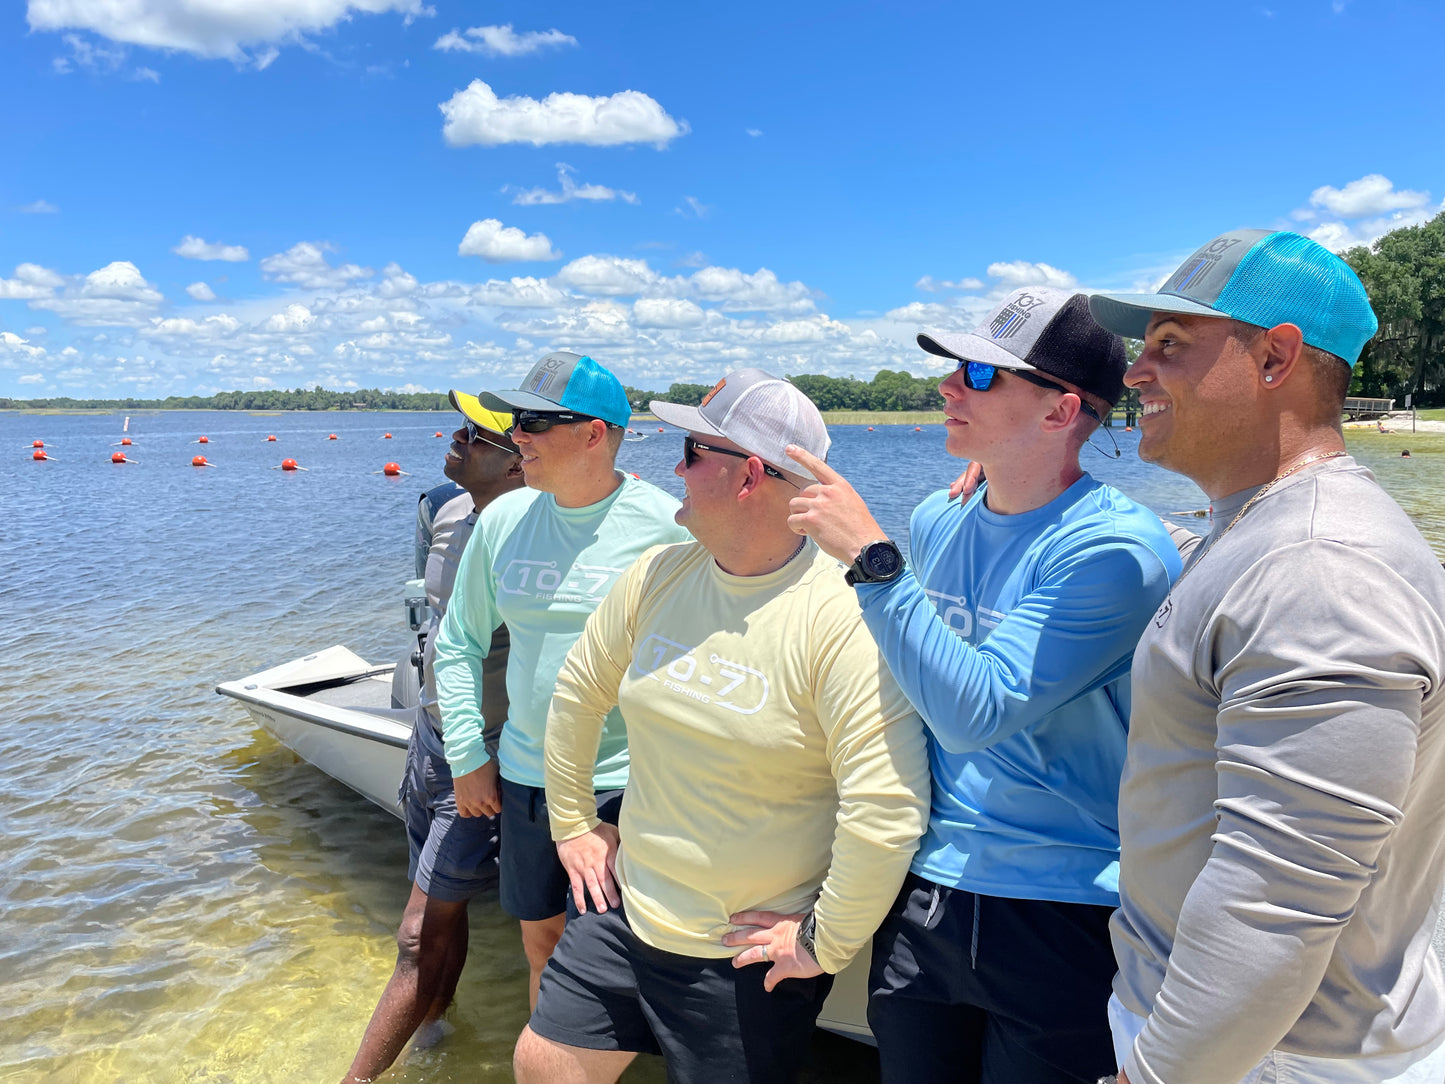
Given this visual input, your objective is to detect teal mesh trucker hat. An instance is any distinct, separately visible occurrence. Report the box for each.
[1088,229,1379,365]
[480,351,632,428]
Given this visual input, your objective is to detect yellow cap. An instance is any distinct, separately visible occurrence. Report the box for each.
[448,389,515,440]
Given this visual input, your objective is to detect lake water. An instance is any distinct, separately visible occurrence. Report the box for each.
[1,410,1440,1083]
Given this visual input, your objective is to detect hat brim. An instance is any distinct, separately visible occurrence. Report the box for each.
[917,330,1041,373]
[1087,292,1229,341]
[648,400,729,439]
[448,390,514,437]
[479,387,574,415]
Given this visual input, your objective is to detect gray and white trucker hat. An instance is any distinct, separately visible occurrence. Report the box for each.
[650,368,831,482]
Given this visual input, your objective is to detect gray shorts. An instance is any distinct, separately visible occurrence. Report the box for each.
[400,713,500,902]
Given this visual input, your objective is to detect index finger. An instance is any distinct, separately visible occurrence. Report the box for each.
[784,445,842,485]
[728,909,786,928]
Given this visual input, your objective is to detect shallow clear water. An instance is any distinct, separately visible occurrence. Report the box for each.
[0,410,1439,1082]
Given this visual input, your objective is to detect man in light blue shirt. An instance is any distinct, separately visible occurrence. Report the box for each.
[788,287,1180,1084]
[433,351,690,1010]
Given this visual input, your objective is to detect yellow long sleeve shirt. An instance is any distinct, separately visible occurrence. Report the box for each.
[544,539,930,975]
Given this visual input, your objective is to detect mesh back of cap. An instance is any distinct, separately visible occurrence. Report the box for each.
[719,380,831,479]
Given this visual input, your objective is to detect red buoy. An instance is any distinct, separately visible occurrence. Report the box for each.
[192,455,208,467]
[120,437,132,446]
[383,461,401,476]
[383,433,393,440]
[658,427,664,433]
[32,439,44,448]
[434,431,444,438]
[867,427,874,432]
[281,458,298,471]
[198,435,209,444]
[111,451,127,464]
[266,435,277,442]
[914,426,922,432]
[32,450,48,461]
[328,433,338,440]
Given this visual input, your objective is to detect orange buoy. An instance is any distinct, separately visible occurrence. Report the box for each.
[266,435,277,442]
[281,458,298,471]
[434,431,444,438]
[383,433,393,439]
[111,451,127,464]
[383,461,402,476]
[328,433,338,440]
[914,426,922,432]
[32,450,48,461]
[192,455,208,467]
[120,437,132,446]
[32,439,44,448]
[198,435,209,444]
[1124,426,1134,432]
[867,427,874,432]
[657,427,664,433]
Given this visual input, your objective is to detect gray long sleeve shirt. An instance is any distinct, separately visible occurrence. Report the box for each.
[1113,457,1445,1084]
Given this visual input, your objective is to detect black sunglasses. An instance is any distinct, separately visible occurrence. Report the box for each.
[463,419,516,451]
[511,409,608,434]
[959,361,1104,424]
[682,435,795,485]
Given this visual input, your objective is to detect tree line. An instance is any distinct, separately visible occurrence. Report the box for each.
[1344,211,1445,406]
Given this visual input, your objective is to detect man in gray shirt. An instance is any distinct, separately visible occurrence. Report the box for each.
[1089,230,1445,1084]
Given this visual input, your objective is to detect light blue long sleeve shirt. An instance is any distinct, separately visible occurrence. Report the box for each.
[856,476,1180,906]
[434,473,689,787]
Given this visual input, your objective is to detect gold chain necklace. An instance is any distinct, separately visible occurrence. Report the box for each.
[1169,450,1348,595]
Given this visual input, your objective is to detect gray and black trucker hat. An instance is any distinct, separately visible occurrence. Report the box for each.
[918,287,1128,405]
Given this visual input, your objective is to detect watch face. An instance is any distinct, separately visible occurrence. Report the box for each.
[865,543,902,578]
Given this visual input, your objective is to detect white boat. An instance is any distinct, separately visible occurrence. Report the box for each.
[216,643,874,1041]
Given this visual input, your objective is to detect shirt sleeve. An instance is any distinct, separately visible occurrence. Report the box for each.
[855,515,1173,753]
[1124,542,1439,1084]
[433,517,503,778]
[544,552,646,841]
[414,493,432,581]
[807,591,932,974]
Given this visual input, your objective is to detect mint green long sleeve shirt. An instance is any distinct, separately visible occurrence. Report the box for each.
[434,473,689,786]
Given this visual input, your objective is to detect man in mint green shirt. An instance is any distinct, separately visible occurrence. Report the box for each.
[433,350,689,1010]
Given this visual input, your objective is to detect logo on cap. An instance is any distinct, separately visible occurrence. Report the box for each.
[525,353,572,396]
[700,377,728,407]
[1168,236,1242,296]
[989,291,1048,340]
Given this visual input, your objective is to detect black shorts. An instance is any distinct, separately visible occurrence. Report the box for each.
[530,901,834,1084]
[499,781,623,922]
[868,872,1117,1084]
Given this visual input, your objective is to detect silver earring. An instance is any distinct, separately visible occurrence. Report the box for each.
[1265,375,1274,383]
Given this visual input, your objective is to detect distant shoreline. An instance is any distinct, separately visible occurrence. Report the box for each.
[3,406,950,425]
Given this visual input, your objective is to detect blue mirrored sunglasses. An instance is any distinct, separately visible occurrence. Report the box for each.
[958,361,1104,424]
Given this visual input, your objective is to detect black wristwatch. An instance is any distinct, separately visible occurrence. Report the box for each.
[797,912,818,962]
[845,540,905,586]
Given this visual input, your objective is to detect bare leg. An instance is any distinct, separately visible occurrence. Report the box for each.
[519,914,567,1011]
[342,884,470,1083]
[514,1024,635,1084]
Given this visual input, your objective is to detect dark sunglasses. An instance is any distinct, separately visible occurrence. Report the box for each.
[511,409,604,434]
[959,361,1104,424]
[463,419,516,451]
[682,435,795,485]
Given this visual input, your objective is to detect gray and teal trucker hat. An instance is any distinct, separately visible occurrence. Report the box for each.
[480,351,631,428]
[918,287,1128,405]
[1088,229,1379,365]
[650,368,830,482]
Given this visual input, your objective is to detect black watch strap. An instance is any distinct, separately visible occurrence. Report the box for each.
[845,539,905,586]
[797,912,818,962]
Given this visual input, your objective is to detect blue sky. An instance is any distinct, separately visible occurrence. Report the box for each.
[2,0,1441,399]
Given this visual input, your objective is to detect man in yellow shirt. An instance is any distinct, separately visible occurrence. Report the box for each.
[512,369,931,1084]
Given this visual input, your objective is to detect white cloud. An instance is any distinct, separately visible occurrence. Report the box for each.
[685,266,814,313]
[18,373,45,384]
[746,128,762,137]
[186,282,217,301]
[633,298,706,329]
[0,263,65,300]
[264,304,316,333]
[19,199,59,214]
[985,260,1078,290]
[28,0,434,65]
[1307,174,1430,219]
[133,66,160,82]
[0,331,48,361]
[260,242,373,288]
[509,163,638,206]
[433,24,576,57]
[459,219,561,263]
[674,195,711,219]
[915,275,984,292]
[556,255,659,296]
[174,235,249,262]
[439,80,688,149]
[27,261,165,325]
